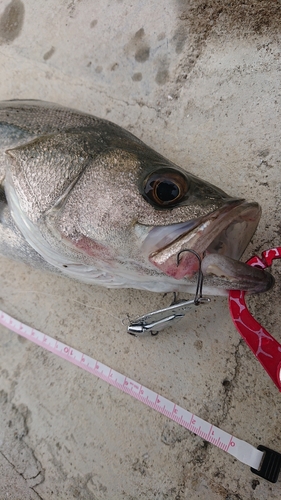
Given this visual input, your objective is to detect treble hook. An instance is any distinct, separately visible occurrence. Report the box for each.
[176,249,204,305]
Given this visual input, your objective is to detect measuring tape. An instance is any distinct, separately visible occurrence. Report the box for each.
[1,307,281,482]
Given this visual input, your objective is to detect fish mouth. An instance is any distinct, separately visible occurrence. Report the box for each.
[144,200,274,294]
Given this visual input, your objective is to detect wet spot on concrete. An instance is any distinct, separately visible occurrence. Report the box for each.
[43,46,55,61]
[258,148,270,158]
[134,28,145,41]
[251,479,260,490]
[194,339,203,351]
[90,19,97,28]
[135,46,150,62]
[157,32,166,41]
[17,334,27,343]
[172,25,188,54]
[67,0,78,18]
[124,28,150,63]
[132,72,142,82]
[0,0,25,44]
[222,378,231,389]
[155,63,169,85]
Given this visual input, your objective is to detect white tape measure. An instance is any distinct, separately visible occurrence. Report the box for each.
[0,309,280,483]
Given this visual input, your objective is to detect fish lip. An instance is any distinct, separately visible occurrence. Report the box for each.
[147,199,262,283]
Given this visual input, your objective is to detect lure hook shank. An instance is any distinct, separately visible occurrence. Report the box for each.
[128,248,210,337]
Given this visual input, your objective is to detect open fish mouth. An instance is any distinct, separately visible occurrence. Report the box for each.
[144,200,274,294]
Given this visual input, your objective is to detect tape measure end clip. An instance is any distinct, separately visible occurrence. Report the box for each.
[251,445,281,483]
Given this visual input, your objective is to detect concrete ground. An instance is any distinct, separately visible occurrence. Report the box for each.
[0,0,281,498]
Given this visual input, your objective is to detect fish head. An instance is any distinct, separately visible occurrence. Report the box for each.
[4,127,273,294]
[135,157,273,294]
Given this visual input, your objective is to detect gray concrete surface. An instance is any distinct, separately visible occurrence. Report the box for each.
[0,0,281,498]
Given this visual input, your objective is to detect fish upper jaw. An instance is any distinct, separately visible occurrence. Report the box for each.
[145,200,273,293]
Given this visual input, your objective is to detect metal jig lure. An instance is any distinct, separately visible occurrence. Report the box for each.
[128,249,211,336]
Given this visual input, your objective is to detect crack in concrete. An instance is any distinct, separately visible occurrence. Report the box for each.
[0,448,14,469]
[30,488,44,500]
[0,448,44,499]
[27,469,43,481]
[0,390,45,488]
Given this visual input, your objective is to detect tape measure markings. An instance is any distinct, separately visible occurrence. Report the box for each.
[0,309,263,470]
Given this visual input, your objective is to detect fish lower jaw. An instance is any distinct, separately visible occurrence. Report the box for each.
[201,254,274,294]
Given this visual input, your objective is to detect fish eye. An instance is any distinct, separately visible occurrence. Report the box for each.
[143,169,188,207]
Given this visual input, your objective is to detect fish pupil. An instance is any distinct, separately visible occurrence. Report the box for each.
[156,181,179,202]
